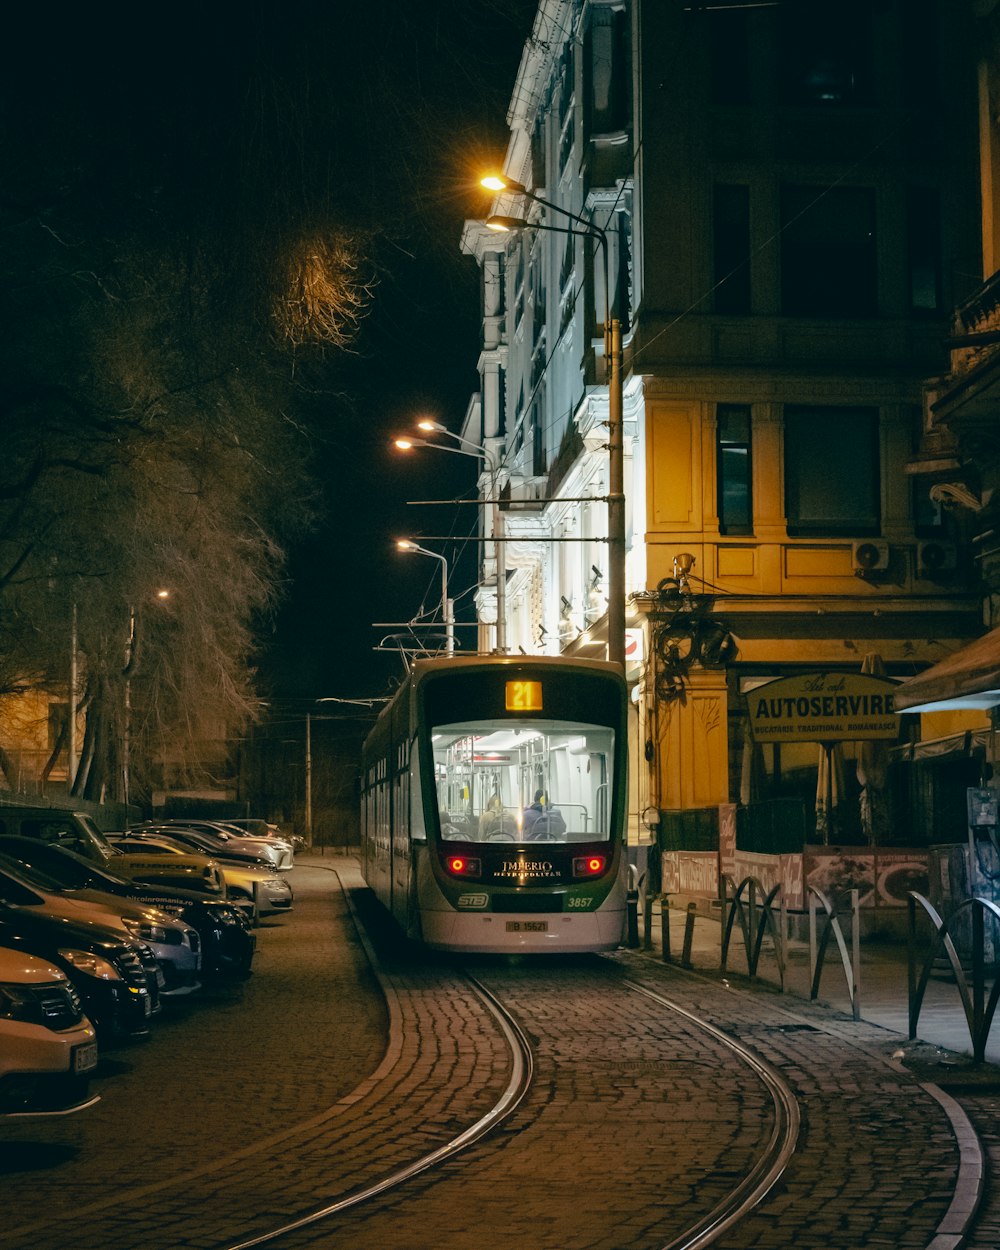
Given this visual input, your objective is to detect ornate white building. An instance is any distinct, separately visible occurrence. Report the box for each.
[461,0,989,857]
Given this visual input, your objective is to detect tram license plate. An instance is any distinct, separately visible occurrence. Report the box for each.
[505,920,548,933]
[73,1042,98,1074]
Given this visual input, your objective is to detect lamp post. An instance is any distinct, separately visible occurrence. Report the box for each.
[396,539,454,655]
[394,429,507,653]
[482,175,626,670]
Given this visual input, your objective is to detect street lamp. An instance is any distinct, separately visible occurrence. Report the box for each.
[396,539,454,656]
[481,174,626,670]
[394,428,507,653]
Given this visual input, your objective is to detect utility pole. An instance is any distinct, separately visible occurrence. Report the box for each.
[305,712,313,847]
[607,317,626,669]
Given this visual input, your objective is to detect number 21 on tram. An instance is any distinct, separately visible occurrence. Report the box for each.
[360,655,628,953]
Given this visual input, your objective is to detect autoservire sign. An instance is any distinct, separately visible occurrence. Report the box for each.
[746,672,899,743]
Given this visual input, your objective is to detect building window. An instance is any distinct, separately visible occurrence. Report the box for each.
[778,2,874,106]
[717,405,752,534]
[558,46,574,128]
[557,45,575,175]
[497,365,507,439]
[585,4,629,136]
[709,7,750,105]
[560,231,574,293]
[784,405,880,536]
[531,397,546,476]
[531,116,546,190]
[713,185,751,314]
[780,185,877,318]
[513,244,526,330]
[483,253,505,321]
[531,251,546,343]
[557,221,576,334]
[906,187,941,315]
[902,0,938,109]
[614,204,633,333]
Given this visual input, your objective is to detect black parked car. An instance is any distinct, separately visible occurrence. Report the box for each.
[0,900,160,1041]
[0,837,255,977]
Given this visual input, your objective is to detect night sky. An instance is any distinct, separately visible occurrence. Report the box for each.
[253,2,538,702]
[4,1,536,703]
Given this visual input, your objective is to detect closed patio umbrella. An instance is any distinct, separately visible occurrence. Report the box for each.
[815,740,845,844]
[857,652,891,844]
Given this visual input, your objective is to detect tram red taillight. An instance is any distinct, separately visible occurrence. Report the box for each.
[445,855,482,879]
[573,855,607,877]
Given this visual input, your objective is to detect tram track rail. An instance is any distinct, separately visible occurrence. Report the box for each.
[215,868,804,1250]
[223,972,535,1250]
[623,978,800,1250]
[3,863,989,1250]
[196,862,799,1250]
[219,965,802,1250]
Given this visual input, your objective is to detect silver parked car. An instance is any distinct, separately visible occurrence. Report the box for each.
[108,835,293,918]
[130,822,294,871]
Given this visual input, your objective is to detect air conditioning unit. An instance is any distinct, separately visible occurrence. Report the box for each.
[851,540,890,573]
[917,540,957,574]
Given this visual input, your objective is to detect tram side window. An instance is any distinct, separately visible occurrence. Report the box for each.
[409,738,426,841]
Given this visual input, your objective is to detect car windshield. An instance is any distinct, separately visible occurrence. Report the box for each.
[431,718,615,845]
[0,865,46,906]
[0,854,69,894]
[0,839,107,889]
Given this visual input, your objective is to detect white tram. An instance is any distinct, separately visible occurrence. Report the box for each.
[360,656,628,953]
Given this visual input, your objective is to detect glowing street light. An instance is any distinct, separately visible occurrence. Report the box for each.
[394,427,507,653]
[396,539,454,655]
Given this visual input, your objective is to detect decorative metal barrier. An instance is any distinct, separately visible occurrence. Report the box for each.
[648,893,718,968]
[626,864,641,949]
[721,875,785,990]
[807,887,861,1021]
[907,891,1000,1064]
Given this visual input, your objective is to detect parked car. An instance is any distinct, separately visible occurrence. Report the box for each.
[0,945,100,1117]
[186,819,298,865]
[128,824,276,869]
[109,835,293,917]
[226,818,305,853]
[0,855,201,997]
[131,821,294,871]
[0,837,255,977]
[0,805,227,896]
[0,906,160,1040]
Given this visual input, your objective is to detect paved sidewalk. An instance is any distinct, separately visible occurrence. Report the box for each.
[642,899,1000,1067]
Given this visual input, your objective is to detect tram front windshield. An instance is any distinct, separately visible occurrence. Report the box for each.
[431,719,614,845]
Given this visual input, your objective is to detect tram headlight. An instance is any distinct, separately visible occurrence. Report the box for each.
[573,855,606,878]
[444,855,482,879]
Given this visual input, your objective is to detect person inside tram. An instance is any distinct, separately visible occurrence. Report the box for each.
[479,794,516,840]
[522,790,566,839]
[439,809,462,839]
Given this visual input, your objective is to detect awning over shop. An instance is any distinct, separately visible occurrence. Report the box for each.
[889,729,991,763]
[893,626,1000,713]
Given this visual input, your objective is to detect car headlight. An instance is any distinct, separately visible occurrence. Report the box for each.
[204,904,246,927]
[122,919,176,945]
[0,982,43,1022]
[58,948,122,981]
